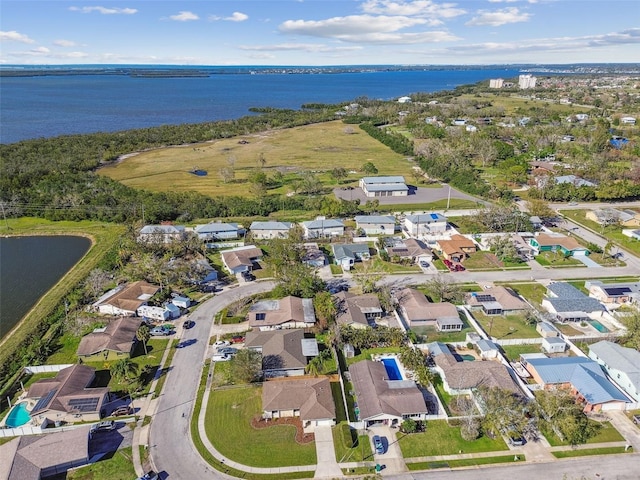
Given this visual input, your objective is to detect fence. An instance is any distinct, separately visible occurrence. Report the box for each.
[206,241,245,249]
[24,364,73,374]
[494,338,543,346]
[0,423,85,438]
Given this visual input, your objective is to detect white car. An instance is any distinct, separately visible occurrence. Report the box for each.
[212,354,231,362]
[214,340,230,347]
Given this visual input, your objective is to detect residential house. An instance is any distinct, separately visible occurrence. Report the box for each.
[536,322,559,338]
[332,243,371,270]
[397,288,461,330]
[354,215,396,235]
[475,339,500,360]
[262,377,336,433]
[586,280,640,305]
[245,329,317,377]
[427,342,520,395]
[384,237,433,264]
[541,282,604,322]
[247,296,316,331]
[220,245,263,274]
[529,216,543,229]
[529,232,590,257]
[335,292,382,329]
[194,221,241,241]
[301,243,327,268]
[349,360,428,427]
[589,341,640,403]
[164,302,181,319]
[465,286,529,316]
[622,229,640,241]
[404,213,448,236]
[27,365,110,424]
[359,176,408,198]
[92,281,159,317]
[522,356,629,412]
[249,221,293,239]
[586,208,640,227]
[542,337,567,354]
[137,224,186,244]
[554,174,597,188]
[436,235,477,262]
[301,218,345,239]
[0,425,92,480]
[192,258,218,284]
[76,317,140,361]
[620,116,636,125]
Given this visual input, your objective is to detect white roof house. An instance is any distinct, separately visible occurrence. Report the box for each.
[194,222,241,241]
[301,218,344,239]
[138,224,186,244]
[249,221,293,239]
[354,215,396,235]
[404,213,448,235]
[589,341,640,402]
[359,176,408,198]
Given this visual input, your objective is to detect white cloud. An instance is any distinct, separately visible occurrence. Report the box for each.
[360,0,465,19]
[0,30,35,43]
[54,39,78,47]
[466,7,531,26]
[169,11,199,21]
[210,12,249,22]
[238,43,363,53]
[69,6,137,15]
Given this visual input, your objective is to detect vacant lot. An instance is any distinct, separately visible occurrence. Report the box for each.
[472,311,541,339]
[99,121,411,197]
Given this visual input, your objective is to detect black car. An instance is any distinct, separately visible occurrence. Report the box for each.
[241,271,255,281]
[183,320,194,329]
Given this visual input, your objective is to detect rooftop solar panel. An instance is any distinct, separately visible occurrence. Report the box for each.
[475,295,496,302]
[604,287,631,296]
[32,388,57,413]
[68,397,100,412]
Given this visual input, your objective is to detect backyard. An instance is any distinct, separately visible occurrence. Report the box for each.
[472,311,541,340]
[205,385,317,467]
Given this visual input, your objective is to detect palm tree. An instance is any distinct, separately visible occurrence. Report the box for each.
[136,324,150,355]
[110,358,139,384]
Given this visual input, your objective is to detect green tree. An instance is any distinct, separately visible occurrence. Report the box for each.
[476,386,529,439]
[621,313,640,350]
[313,291,337,331]
[401,419,417,433]
[331,167,348,184]
[231,349,262,383]
[136,324,151,355]
[361,161,378,174]
[110,358,139,396]
[423,275,464,303]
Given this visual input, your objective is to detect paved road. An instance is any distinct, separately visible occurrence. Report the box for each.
[385,453,640,480]
[148,281,276,479]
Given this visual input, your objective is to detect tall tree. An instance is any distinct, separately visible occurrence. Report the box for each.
[136,324,151,355]
[231,349,262,383]
[476,386,529,439]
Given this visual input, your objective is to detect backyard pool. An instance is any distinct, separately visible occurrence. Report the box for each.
[459,354,476,361]
[381,357,404,381]
[590,320,609,333]
[5,401,31,428]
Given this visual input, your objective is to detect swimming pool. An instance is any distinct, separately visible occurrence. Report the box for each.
[381,357,403,380]
[590,320,609,333]
[459,354,476,362]
[5,401,31,428]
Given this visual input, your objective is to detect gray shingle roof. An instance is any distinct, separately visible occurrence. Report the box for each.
[250,221,292,230]
[332,243,370,261]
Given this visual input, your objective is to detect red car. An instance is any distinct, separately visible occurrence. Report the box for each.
[231,335,245,344]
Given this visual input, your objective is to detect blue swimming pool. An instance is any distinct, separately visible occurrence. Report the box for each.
[590,320,609,333]
[5,401,31,428]
[381,357,403,380]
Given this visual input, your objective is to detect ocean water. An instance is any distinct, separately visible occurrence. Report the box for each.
[0,67,522,144]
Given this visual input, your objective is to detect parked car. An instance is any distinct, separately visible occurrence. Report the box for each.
[182,320,194,329]
[373,435,385,454]
[419,261,429,268]
[218,347,238,356]
[212,354,231,362]
[150,326,171,336]
[90,420,116,433]
[241,270,255,281]
[509,435,526,446]
[231,335,245,344]
[214,340,230,347]
[136,472,159,480]
[111,406,133,417]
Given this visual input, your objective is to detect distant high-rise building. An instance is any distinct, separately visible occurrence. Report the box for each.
[489,78,504,89]
[519,74,537,89]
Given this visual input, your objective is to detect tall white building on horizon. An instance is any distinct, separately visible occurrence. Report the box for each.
[519,74,537,89]
[489,78,504,88]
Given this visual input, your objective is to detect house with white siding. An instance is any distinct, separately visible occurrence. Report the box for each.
[249,221,293,239]
[359,176,408,198]
[354,215,396,235]
[194,222,242,241]
[301,218,345,239]
[404,213,448,236]
[589,341,640,403]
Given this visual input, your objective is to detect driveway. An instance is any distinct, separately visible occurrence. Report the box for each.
[368,425,407,474]
[575,255,602,268]
[148,281,276,479]
[313,425,342,478]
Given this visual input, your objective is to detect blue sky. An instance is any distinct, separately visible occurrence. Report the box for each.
[1,0,639,65]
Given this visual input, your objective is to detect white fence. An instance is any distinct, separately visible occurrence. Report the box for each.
[495,338,543,346]
[206,241,244,249]
[0,423,84,438]
[24,364,73,374]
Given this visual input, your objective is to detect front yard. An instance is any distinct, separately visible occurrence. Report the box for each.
[542,421,625,447]
[205,385,317,467]
[397,419,508,457]
[534,251,584,267]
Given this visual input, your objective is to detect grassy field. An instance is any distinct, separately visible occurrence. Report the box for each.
[407,454,525,470]
[205,385,317,467]
[0,219,124,394]
[397,419,508,458]
[99,120,412,197]
[501,282,548,307]
[500,344,544,362]
[552,446,630,458]
[65,447,137,480]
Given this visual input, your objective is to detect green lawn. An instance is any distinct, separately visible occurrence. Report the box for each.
[500,282,547,307]
[472,311,541,339]
[410,314,473,344]
[331,381,347,422]
[500,344,543,362]
[332,422,373,463]
[543,421,625,447]
[552,446,630,458]
[345,347,400,366]
[205,385,317,467]
[463,252,529,271]
[407,454,525,470]
[397,420,508,458]
[534,251,584,267]
[66,447,136,480]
